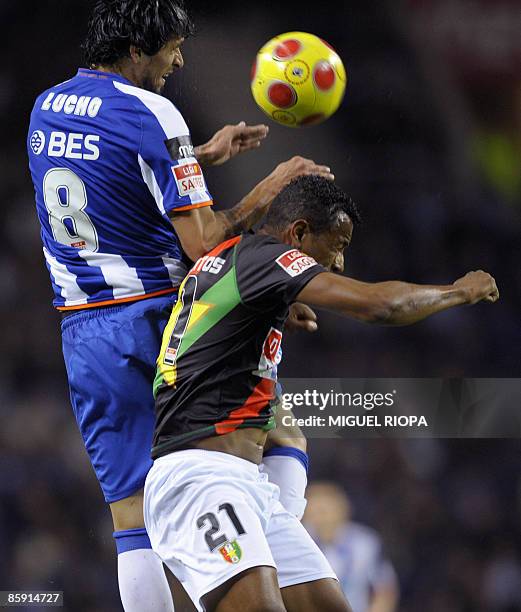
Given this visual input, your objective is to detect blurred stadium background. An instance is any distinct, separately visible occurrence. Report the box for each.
[1,0,520,610]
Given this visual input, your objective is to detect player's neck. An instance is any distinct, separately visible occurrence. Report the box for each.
[258,226,283,242]
[258,226,298,250]
[92,62,140,88]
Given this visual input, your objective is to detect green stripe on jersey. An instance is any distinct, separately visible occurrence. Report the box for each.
[176,266,241,360]
[153,367,164,397]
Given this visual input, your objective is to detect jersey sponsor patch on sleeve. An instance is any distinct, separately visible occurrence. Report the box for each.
[172,161,207,197]
[275,249,318,277]
[165,135,195,161]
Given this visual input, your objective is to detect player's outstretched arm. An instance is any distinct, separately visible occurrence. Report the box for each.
[170,156,334,261]
[194,121,269,167]
[296,270,499,326]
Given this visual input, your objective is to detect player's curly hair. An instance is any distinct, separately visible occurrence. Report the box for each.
[82,0,194,67]
[264,175,362,234]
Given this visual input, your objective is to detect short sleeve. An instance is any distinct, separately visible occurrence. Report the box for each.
[236,235,326,310]
[135,93,213,217]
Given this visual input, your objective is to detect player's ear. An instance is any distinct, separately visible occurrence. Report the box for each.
[290,220,310,248]
[129,45,143,63]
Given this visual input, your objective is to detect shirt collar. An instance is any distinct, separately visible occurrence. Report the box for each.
[77,68,134,86]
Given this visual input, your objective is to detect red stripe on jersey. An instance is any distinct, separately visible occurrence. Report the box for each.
[188,235,242,276]
[215,378,275,435]
[206,235,242,258]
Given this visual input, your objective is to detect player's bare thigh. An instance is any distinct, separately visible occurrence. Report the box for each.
[281,578,352,612]
[202,566,285,612]
[110,489,145,530]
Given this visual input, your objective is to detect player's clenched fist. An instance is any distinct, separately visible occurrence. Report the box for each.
[453,270,499,305]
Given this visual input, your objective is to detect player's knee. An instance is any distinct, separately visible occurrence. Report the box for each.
[110,490,145,531]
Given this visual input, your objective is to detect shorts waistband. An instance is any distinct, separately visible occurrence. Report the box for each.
[60,292,177,331]
[154,449,260,475]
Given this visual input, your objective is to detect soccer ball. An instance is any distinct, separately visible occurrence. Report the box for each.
[250,32,346,127]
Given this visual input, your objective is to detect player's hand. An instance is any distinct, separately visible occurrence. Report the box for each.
[196,121,269,166]
[268,156,335,194]
[255,156,334,210]
[453,271,499,305]
[285,302,318,333]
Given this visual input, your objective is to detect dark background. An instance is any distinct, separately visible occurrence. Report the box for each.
[1,0,520,610]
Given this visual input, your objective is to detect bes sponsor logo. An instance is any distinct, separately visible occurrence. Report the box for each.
[47,131,100,160]
[275,249,317,277]
[30,130,46,155]
[165,135,195,160]
[29,130,100,160]
[172,161,206,196]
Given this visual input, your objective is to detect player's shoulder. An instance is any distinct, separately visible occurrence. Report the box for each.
[237,233,291,260]
[238,233,322,277]
[112,81,189,138]
[241,232,283,248]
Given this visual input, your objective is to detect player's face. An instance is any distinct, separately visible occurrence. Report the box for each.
[301,213,353,273]
[141,37,185,94]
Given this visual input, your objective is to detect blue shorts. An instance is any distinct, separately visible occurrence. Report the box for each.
[61,294,177,503]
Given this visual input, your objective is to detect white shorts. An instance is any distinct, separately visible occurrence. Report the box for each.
[144,449,336,611]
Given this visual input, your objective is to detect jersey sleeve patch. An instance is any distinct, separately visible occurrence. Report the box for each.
[172,160,207,197]
[165,135,195,161]
[275,249,318,277]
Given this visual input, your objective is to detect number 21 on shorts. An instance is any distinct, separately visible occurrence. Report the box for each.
[197,503,246,564]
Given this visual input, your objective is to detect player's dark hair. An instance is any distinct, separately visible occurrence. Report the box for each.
[264,175,361,234]
[82,0,194,67]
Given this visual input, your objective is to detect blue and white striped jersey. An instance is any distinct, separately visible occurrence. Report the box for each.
[28,68,213,311]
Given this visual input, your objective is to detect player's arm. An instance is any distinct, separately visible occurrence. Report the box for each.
[296,270,499,325]
[264,403,307,453]
[137,99,332,261]
[261,402,309,520]
[170,156,333,261]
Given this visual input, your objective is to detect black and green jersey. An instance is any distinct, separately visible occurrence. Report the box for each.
[151,233,325,459]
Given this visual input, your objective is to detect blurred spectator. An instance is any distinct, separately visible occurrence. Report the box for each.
[482,542,521,611]
[304,482,399,612]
